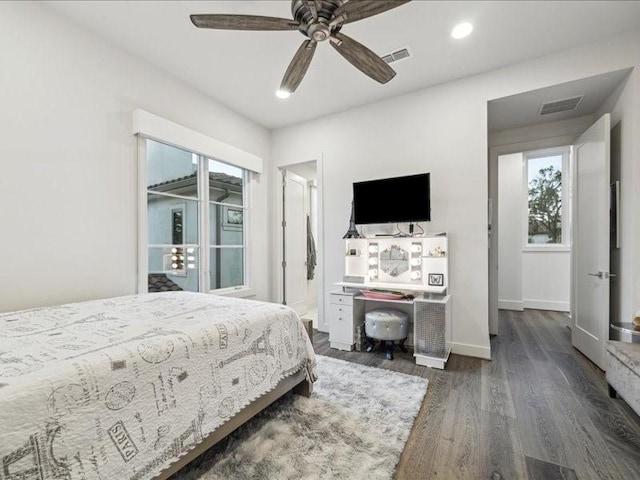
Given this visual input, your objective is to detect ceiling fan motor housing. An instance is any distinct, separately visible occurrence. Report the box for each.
[292,0,344,40]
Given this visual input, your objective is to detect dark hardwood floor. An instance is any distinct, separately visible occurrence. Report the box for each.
[312,309,640,480]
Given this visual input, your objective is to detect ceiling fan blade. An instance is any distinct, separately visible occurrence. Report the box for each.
[333,0,411,25]
[190,14,300,31]
[330,32,396,84]
[280,40,317,93]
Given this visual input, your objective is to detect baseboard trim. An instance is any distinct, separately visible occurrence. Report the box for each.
[451,342,492,360]
[498,299,524,311]
[523,299,570,312]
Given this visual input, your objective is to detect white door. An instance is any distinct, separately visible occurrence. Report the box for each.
[283,170,308,314]
[572,114,611,370]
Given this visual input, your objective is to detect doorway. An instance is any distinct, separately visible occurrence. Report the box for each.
[280,160,322,330]
[487,69,631,370]
[496,147,572,316]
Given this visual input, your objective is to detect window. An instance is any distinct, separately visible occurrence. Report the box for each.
[145,139,249,293]
[524,147,570,247]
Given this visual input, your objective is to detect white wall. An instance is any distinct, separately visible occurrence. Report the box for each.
[0,2,271,312]
[522,252,570,311]
[272,29,640,359]
[272,83,492,359]
[498,153,524,310]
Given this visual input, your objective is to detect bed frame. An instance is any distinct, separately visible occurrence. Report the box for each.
[155,320,314,479]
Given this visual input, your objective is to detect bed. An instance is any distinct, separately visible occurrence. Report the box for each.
[0,292,316,480]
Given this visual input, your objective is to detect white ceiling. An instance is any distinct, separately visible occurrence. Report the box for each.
[488,68,632,131]
[46,1,640,129]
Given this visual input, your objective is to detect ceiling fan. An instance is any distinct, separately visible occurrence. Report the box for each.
[190,0,411,96]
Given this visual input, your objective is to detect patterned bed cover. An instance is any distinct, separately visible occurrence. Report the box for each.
[0,292,316,480]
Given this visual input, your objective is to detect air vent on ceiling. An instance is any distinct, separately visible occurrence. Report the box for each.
[382,46,412,64]
[539,95,584,115]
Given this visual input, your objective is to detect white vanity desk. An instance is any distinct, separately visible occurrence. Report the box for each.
[329,235,452,369]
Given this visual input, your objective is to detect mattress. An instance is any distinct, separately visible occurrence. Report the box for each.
[0,292,316,480]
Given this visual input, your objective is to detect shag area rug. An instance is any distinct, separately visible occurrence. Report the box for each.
[175,356,428,480]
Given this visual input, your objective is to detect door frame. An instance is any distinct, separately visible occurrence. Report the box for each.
[275,157,327,332]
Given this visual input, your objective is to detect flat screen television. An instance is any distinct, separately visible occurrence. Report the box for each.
[353,173,431,225]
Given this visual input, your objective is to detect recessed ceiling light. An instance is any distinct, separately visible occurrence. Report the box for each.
[276,89,291,99]
[451,22,473,39]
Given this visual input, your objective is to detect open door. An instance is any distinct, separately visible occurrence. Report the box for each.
[571,113,611,370]
[282,170,308,314]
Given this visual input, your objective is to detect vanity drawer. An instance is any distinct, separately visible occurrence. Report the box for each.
[330,292,354,306]
[329,304,354,342]
[329,303,352,321]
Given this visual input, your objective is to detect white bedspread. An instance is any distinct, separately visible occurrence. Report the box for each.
[0,292,316,480]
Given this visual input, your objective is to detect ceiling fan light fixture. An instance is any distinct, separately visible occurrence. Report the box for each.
[276,89,291,99]
[451,22,473,39]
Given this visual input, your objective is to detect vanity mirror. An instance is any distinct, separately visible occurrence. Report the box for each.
[379,244,409,277]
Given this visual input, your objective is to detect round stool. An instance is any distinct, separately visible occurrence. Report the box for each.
[365,309,409,360]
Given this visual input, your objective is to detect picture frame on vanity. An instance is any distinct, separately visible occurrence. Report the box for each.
[428,273,444,287]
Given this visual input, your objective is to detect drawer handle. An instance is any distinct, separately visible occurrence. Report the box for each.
[338,298,343,302]
[338,317,342,321]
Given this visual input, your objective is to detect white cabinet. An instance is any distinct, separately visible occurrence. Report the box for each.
[413,295,452,369]
[329,291,364,351]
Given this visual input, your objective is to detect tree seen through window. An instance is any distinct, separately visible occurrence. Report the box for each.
[527,155,563,244]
